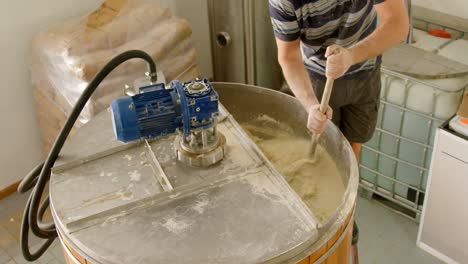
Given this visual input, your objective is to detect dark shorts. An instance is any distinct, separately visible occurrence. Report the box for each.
[352,221,359,245]
[309,68,381,143]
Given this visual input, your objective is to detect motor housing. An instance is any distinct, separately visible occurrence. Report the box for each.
[111,78,225,167]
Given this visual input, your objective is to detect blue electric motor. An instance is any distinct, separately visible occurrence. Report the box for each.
[111,78,219,143]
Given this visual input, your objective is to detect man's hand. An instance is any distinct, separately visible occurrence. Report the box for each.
[325,45,354,80]
[307,104,333,134]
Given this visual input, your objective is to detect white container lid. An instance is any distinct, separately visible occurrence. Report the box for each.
[438,39,468,66]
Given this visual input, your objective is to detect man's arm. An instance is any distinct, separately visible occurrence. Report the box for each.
[276,38,332,133]
[270,0,331,133]
[326,0,409,79]
[277,39,318,109]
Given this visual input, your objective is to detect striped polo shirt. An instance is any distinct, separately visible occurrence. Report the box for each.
[269,0,385,78]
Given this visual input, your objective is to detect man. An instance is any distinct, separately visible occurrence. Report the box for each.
[269,0,409,262]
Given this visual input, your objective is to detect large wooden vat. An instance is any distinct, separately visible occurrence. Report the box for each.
[51,82,358,264]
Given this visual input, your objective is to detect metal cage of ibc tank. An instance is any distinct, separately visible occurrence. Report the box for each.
[359,16,468,220]
[359,68,466,220]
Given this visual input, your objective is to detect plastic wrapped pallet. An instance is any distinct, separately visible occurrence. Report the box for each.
[31,0,199,152]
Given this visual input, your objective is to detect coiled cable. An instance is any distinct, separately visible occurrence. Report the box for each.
[18,50,157,261]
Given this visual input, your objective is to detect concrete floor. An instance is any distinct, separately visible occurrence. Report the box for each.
[355,195,443,264]
[0,191,443,264]
[0,192,65,264]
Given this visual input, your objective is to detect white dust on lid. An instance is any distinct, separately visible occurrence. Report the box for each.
[99,172,113,177]
[129,170,141,182]
[192,193,210,214]
[158,218,192,234]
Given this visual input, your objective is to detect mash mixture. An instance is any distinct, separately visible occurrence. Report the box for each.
[242,115,346,223]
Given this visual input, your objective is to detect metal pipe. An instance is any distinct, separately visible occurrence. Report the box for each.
[405,0,414,44]
[243,0,256,85]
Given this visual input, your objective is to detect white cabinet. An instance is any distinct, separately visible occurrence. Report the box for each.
[417,124,468,263]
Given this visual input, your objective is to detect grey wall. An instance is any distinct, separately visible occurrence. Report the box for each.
[0,0,100,189]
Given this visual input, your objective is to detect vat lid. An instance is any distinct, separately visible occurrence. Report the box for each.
[50,105,321,263]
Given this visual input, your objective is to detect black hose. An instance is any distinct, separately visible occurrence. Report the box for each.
[18,50,157,261]
[20,195,55,261]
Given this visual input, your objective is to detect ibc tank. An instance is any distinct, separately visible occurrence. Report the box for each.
[361,44,467,211]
